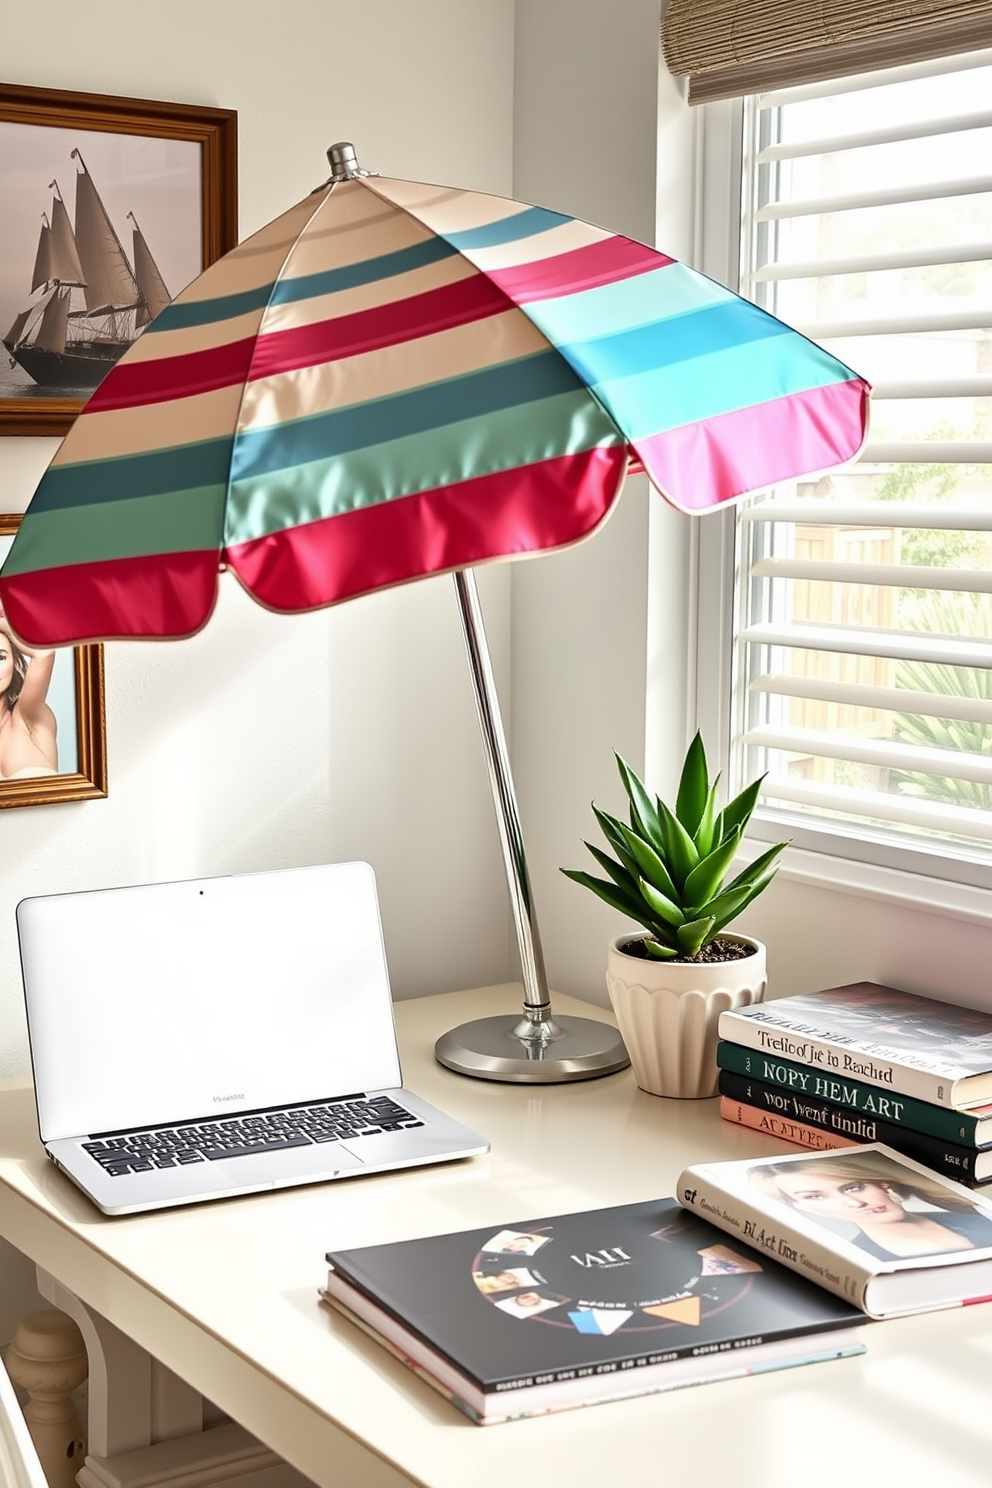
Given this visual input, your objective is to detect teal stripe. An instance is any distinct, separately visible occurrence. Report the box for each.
[149,237,458,333]
[524,262,734,347]
[225,390,622,544]
[25,436,235,513]
[230,351,587,483]
[445,205,572,252]
[3,484,227,575]
[588,333,856,439]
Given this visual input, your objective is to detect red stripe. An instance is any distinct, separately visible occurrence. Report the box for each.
[84,273,512,412]
[633,379,870,513]
[247,273,510,381]
[485,236,672,304]
[0,551,220,647]
[86,337,259,414]
[227,447,628,610]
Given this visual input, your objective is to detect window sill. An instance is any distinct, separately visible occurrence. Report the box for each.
[738,839,992,929]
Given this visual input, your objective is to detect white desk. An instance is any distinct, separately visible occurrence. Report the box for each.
[2,985,991,1488]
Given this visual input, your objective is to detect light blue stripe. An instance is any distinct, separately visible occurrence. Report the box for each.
[587,334,857,439]
[445,205,572,251]
[148,238,458,333]
[559,300,793,384]
[523,261,735,347]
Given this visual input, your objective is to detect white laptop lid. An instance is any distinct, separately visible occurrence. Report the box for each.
[17,861,404,1143]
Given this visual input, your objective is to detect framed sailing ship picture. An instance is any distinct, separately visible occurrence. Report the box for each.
[0,515,107,808]
[0,83,237,436]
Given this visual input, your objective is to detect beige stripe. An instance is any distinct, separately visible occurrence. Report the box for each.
[370,178,537,234]
[468,218,613,272]
[57,382,246,464]
[177,194,327,304]
[115,307,268,363]
[370,177,612,267]
[260,250,477,335]
[239,305,552,430]
[278,190,434,280]
[125,231,480,362]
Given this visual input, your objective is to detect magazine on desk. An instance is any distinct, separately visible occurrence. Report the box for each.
[718,981,992,1109]
[321,1198,864,1424]
[677,1143,992,1319]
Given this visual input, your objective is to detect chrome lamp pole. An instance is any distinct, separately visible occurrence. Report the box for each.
[434,571,629,1082]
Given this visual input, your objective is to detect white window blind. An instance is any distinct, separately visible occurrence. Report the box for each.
[729,49,992,882]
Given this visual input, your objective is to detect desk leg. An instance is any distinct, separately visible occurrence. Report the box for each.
[35,1271,202,1456]
[34,1272,308,1488]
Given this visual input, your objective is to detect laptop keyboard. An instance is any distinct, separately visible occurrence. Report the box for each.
[81,1096,425,1177]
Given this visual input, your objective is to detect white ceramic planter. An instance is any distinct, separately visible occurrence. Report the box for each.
[606,933,767,1099]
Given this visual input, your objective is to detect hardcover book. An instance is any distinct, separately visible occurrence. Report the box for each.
[678,1144,992,1319]
[717,1039,992,1149]
[719,1071,992,1184]
[718,981,992,1109]
[719,1094,861,1155]
[322,1198,864,1424]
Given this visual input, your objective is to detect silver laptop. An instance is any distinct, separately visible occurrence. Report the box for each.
[16,861,489,1216]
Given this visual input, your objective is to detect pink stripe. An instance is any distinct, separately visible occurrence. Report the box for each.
[633,380,870,513]
[485,236,672,304]
[0,551,220,647]
[227,448,627,609]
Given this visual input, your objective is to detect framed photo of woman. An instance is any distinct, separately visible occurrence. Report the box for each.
[0,513,106,808]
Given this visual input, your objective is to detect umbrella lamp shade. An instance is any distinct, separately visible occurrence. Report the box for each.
[0,172,868,649]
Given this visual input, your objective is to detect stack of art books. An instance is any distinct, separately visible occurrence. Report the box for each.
[717,981,992,1186]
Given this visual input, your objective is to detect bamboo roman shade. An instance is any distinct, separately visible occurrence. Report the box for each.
[662,0,992,101]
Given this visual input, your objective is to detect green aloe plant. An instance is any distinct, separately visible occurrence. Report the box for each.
[561,734,788,961]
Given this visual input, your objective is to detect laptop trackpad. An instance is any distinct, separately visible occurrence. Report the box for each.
[339,1129,461,1167]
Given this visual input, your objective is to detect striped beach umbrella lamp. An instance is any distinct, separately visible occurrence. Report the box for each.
[0,143,870,1081]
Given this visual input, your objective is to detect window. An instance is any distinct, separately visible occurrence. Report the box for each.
[696,49,992,889]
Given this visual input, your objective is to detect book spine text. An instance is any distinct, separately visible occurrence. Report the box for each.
[719,1072,987,1184]
[717,1041,986,1147]
[719,1096,860,1153]
[717,1013,955,1107]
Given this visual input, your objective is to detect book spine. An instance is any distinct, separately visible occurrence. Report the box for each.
[717,1011,958,1108]
[719,1072,988,1185]
[717,1040,987,1147]
[719,1095,860,1153]
[677,1168,873,1312]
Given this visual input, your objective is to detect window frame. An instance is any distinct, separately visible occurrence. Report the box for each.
[690,86,992,920]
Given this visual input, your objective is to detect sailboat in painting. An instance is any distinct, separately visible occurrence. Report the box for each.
[3,150,172,391]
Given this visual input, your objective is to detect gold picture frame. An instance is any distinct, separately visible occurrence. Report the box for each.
[1,514,107,807]
[0,82,237,436]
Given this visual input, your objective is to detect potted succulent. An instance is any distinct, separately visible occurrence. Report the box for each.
[562,733,788,1099]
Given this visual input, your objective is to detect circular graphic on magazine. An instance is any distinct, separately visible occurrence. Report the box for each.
[470,1207,763,1337]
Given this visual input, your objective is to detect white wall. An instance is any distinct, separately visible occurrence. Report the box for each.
[510,0,697,1005]
[0,0,521,1081]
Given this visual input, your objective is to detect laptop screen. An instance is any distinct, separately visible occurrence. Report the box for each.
[17,862,404,1141]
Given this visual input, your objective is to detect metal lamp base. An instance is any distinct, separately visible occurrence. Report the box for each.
[435,1012,629,1084]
